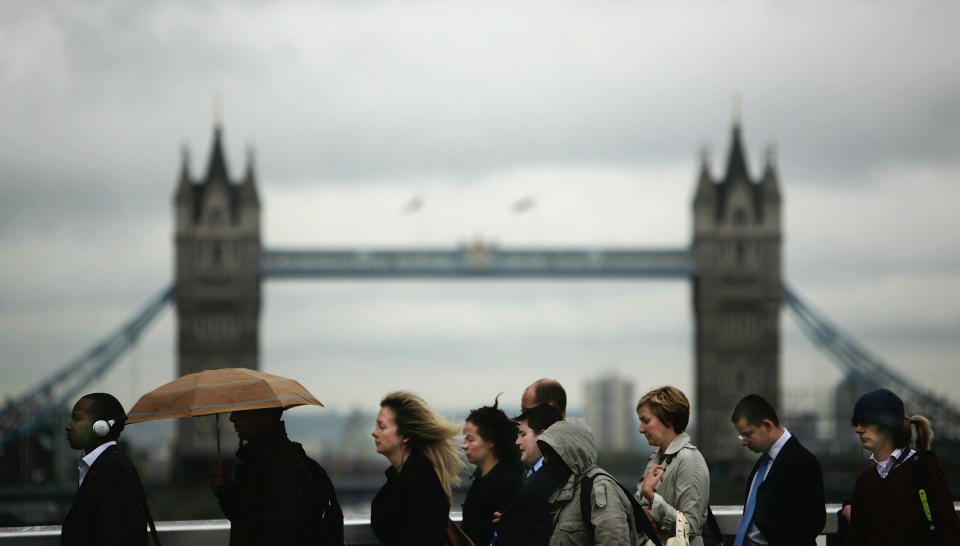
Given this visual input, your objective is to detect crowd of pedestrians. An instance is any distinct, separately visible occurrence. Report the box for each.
[59,380,960,545]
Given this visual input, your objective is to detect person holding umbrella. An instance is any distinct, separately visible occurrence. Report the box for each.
[126,367,341,546]
[210,406,343,545]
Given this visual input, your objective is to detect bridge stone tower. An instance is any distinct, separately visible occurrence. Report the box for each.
[692,119,782,471]
[173,122,261,475]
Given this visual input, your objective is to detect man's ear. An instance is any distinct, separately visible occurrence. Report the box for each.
[762,418,776,431]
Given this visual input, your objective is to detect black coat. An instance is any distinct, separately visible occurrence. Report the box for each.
[216,421,310,546]
[371,451,450,546]
[494,464,558,546]
[60,444,148,546]
[745,435,826,546]
[461,460,524,546]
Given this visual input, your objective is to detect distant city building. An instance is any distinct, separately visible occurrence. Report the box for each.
[584,374,637,453]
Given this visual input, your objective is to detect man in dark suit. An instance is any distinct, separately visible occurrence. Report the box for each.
[61,392,149,546]
[731,394,825,546]
[492,403,564,546]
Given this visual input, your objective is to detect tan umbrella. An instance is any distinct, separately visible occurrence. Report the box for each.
[126,367,323,463]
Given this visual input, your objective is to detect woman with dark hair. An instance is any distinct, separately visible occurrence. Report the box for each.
[460,396,524,546]
[371,391,465,546]
[842,388,960,545]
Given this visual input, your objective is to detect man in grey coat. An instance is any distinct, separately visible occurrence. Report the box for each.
[537,420,640,546]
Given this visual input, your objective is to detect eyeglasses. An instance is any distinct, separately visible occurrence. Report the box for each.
[737,429,756,441]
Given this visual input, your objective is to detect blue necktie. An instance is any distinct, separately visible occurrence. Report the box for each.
[734,454,770,546]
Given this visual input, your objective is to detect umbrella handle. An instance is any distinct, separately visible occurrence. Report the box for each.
[216,413,222,468]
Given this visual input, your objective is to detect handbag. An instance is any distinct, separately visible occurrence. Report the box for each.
[443,519,475,546]
[664,511,690,546]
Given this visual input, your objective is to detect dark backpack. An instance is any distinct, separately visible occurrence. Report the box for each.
[579,470,663,546]
[289,442,345,546]
[579,471,726,546]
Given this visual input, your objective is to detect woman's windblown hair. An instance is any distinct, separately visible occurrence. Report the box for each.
[380,391,465,502]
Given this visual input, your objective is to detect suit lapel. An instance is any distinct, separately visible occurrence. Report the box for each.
[754,436,798,499]
[503,467,540,515]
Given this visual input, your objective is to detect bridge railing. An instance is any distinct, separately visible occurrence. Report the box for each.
[6,504,960,545]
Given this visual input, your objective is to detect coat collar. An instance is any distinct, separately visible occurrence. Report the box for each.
[662,432,693,456]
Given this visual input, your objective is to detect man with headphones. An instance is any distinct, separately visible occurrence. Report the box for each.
[61,392,152,546]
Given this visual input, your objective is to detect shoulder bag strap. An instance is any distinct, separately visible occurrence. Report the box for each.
[706,506,726,546]
[910,450,939,545]
[141,489,162,546]
[94,451,161,546]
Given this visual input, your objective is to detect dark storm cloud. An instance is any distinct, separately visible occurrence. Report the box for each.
[2,1,959,405]
[4,1,960,197]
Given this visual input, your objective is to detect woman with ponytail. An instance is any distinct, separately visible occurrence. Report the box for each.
[371,391,465,545]
[843,388,960,545]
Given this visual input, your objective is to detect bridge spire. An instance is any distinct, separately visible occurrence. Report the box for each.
[204,121,230,183]
[723,113,750,184]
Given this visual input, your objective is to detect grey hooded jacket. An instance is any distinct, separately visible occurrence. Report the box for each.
[537,421,640,546]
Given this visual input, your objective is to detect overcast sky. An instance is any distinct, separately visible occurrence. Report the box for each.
[2,1,959,428]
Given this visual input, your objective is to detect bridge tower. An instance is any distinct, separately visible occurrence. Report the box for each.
[173,122,261,475]
[692,118,782,470]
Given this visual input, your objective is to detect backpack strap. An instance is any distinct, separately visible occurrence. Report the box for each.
[910,450,940,545]
[579,474,595,537]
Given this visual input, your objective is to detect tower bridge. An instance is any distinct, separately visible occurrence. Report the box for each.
[3,118,957,485]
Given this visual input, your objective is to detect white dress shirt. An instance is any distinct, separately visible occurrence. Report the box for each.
[746,429,792,546]
[872,447,914,479]
[78,441,116,487]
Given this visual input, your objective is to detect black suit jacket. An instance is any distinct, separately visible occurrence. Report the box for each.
[494,465,558,546]
[60,445,148,546]
[745,435,825,546]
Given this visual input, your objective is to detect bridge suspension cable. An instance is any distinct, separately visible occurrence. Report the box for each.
[783,285,960,441]
[0,285,173,444]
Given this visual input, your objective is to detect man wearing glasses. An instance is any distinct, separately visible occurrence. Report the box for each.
[730,394,825,546]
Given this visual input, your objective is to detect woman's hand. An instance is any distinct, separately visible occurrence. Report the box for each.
[841,504,851,521]
[641,464,666,502]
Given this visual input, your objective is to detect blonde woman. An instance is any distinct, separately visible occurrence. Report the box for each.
[371,391,465,546]
[635,386,710,546]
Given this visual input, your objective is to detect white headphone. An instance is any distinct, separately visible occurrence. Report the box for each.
[92,419,116,437]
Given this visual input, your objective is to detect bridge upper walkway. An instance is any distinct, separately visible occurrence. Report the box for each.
[2,245,956,446]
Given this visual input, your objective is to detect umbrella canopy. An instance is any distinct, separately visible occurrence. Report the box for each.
[126,367,323,424]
